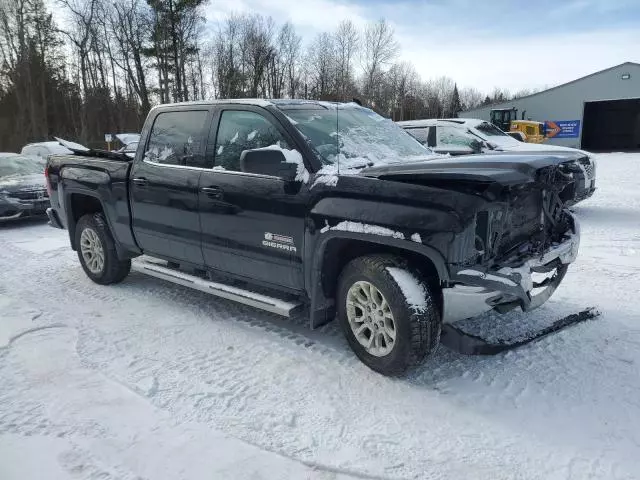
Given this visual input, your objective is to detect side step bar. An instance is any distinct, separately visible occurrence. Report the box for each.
[131,259,302,317]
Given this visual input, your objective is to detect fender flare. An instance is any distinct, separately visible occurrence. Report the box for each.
[307,230,450,328]
[62,189,127,258]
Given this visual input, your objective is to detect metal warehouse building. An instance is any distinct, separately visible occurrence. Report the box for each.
[461,62,640,151]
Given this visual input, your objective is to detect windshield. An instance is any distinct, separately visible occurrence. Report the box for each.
[0,155,44,177]
[474,121,510,137]
[281,104,431,169]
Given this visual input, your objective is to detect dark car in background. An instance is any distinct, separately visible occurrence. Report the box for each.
[0,153,49,222]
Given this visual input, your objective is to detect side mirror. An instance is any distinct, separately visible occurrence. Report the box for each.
[464,139,481,154]
[240,148,298,181]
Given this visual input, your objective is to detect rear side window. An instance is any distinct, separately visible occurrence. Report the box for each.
[404,127,430,145]
[145,111,208,167]
[214,110,289,172]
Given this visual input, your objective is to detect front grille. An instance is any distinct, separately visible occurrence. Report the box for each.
[9,189,48,201]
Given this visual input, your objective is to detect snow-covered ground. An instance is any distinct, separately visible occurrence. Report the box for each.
[1,153,639,480]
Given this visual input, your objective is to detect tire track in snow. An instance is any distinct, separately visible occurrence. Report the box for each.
[3,224,640,479]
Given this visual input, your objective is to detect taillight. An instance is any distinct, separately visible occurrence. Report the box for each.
[44,166,52,196]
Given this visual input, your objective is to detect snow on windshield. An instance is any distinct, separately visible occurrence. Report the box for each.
[472,122,521,147]
[281,105,432,171]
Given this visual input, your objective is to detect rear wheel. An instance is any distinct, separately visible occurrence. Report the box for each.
[76,213,131,285]
[337,255,441,376]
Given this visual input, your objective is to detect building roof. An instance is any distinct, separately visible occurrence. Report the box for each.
[462,62,640,113]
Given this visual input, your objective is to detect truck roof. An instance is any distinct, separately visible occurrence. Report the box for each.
[150,99,361,112]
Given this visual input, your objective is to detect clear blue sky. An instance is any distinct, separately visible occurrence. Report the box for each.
[206,0,640,92]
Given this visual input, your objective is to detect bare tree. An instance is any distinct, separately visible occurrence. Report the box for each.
[334,20,358,101]
[386,61,419,120]
[459,86,484,111]
[57,0,99,141]
[306,32,337,100]
[361,18,399,104]
[274,22,301,98]
[110,0,152,113]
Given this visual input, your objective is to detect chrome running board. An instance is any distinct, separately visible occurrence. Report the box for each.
[132,258,301,317]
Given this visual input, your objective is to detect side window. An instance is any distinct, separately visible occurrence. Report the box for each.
[405,127,430,145]
[214,110,289,172]
[145,110,209,168]
[437,126,474,147]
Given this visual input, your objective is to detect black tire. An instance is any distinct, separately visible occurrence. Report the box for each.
[75,213,131,285]
[337,255,441,376]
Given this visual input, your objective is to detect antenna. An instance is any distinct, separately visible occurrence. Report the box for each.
[336,102,340,175]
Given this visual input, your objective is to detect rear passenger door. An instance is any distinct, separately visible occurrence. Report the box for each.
[130,108,212,265]
[198,107,307,291]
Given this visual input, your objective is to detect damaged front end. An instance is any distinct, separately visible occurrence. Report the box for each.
[442,162,580,323]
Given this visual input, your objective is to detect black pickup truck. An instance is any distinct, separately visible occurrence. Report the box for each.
[46,99,580,375]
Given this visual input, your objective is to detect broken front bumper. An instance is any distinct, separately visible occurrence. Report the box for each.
[442,215,580,323]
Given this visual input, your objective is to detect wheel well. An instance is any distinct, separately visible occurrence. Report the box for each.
[320,238,443,313]
[68,194,103,249]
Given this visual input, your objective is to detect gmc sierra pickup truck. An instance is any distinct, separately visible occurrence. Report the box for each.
[46,99,580,375]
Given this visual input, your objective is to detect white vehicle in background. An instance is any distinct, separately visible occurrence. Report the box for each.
[115,133,140,158]
[21,141,73,160]
[399,118,597,204]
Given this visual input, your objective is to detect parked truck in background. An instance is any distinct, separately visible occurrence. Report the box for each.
[45,100,581,375]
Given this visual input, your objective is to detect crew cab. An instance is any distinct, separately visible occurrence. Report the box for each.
[46,100,581,375]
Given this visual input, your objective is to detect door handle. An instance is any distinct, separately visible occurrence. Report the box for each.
[132,177,148,186]
[201,186,223,199]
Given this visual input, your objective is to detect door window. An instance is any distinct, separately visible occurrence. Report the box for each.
[214,110,289,172]
[437,126,476,147]
[145,110,209,168]
[404,127,430,145]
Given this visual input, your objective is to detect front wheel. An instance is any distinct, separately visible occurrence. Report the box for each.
[75,213,131,285]
[337,255,441,376]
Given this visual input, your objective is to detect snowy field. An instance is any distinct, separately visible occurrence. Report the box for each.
[1,153,639,480]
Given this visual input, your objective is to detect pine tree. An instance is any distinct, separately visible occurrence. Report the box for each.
[449,83,462,117]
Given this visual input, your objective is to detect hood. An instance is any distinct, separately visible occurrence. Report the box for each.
[501,141,590,156]
[362,153,579,187]
[0,174,46,192]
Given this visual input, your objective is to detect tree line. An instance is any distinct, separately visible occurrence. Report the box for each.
[0,0,538,151]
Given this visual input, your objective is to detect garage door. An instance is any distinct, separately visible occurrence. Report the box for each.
[582,98,640,151]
